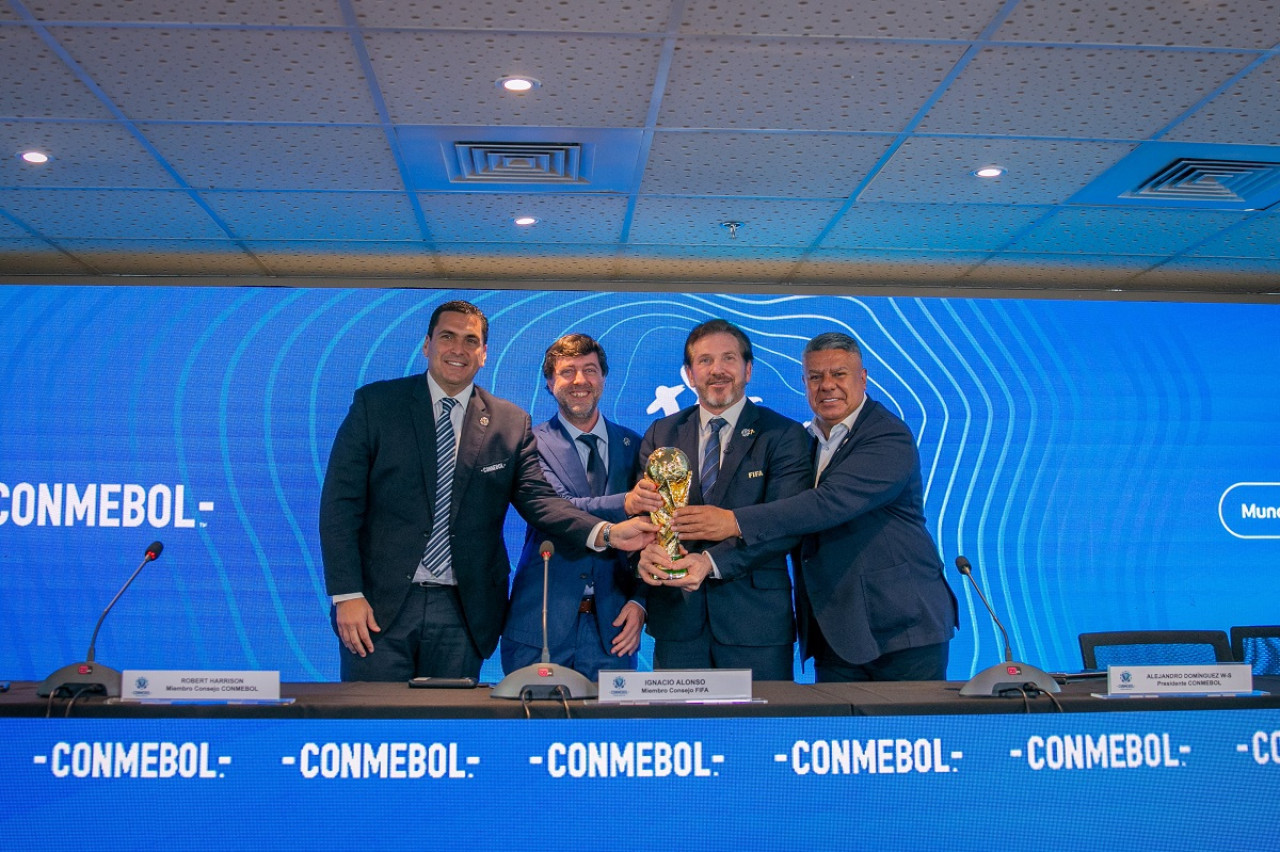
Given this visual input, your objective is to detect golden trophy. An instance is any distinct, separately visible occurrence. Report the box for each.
[646,447,693,578]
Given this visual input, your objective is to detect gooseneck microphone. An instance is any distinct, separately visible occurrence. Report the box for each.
[954,554,1059,697]
[492,540,598,700]
[38,541,165,698]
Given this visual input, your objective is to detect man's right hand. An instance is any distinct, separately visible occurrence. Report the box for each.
[335,597,380,656]
[624,477,664,515]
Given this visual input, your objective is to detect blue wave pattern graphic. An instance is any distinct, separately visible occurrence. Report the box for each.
[0,286,1274,682]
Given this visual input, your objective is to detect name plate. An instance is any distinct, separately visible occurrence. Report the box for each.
[597,669,752,704]
[1107,664,1252,696]
[120,670,281,702]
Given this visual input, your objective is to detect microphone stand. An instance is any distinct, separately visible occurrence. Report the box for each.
[492,541,598,700]
[955,555,1059,697]
[37,542,164,698]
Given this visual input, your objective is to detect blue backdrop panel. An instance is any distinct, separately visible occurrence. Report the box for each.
[0,285,1277,682]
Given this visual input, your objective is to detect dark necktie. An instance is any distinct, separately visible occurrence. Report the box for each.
[701,417,727,495]
[577,433,606,498]
[419,397,458,579]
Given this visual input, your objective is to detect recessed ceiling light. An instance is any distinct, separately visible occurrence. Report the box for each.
[20,150,49,164]
[497,76,541,93]
[514,216,538,226]
[973,166,1005,178]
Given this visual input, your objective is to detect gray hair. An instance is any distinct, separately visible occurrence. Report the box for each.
[803,331,862,358]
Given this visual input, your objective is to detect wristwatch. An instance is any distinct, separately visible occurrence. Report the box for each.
[602,523,613,548]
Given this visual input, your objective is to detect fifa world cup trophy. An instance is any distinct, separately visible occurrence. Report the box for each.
[645,447,693,578]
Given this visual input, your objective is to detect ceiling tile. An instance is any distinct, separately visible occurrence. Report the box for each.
[418,194,627,243]
[629,197,842,246]
[54,27,381,123]
[204,191,421,240]
[0,27,114,120]
[366,31,662,126]
[863,137,1135,204]
[680,0,1008,39]
[1190,214,1280,260]
[640,131,894,197]
[0,189,227,239]
[141,124,401,190]
[352,0,674,32]
[1012,208,1245,255]
[25,0,347,25]
[60,239,266,274]
[658,39,967,131]
[822,202,1051,251]
[919,46,1255,139]
[994,0,1280,50]
[1,121,178,188]
[1165,56,1280,146]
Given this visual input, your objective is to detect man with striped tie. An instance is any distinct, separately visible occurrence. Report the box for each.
[319,301,654,682]
[633,319,811,681]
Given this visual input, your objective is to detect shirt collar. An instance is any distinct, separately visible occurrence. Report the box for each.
[426,372,474,411]
[699,394,748,431]
[807,395,868,446]
[559,414,608,445]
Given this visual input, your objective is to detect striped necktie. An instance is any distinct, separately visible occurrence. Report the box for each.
[419,396,458,580]
[700,417,727,495]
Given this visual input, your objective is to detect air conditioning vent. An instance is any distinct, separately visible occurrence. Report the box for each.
[452,142,587,184]
[1123,158,1280,203]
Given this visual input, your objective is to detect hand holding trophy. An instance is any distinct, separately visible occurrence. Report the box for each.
[645,447,692,578]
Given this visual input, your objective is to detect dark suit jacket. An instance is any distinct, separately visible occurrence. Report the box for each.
[319,374,600,658]
[734,398,958,666]
[639,400,811,648]
[504,415,643,655]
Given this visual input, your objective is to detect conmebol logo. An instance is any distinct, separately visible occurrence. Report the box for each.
[0,482,212,528]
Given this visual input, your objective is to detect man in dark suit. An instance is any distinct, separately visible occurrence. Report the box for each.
[319,301,653,682]
[503,334,659,680]
[675,331,957,681]
[634,319,812,681]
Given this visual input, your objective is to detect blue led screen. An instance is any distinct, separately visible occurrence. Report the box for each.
[1,285,1276,682]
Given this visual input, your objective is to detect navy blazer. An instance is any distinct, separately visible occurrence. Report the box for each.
[504,415,644,654]
[638,400,812,647]
[319,374,601,658]
[734,398,958,666]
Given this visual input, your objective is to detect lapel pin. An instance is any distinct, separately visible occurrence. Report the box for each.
[740,428,755,437]
[623,437,631,446]
[479,416,490,427]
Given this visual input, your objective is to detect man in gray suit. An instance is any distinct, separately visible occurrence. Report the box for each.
[319,301,652,682]
[675,331,957,681]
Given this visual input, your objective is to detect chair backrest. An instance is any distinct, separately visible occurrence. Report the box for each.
[1230,626,1280,675]
[1079,630,1234,670]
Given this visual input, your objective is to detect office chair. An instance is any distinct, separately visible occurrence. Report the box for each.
[1078,629,1233,670]
[1230,626,1280,676]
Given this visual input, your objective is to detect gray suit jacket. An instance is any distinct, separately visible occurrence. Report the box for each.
[735,398,958,665]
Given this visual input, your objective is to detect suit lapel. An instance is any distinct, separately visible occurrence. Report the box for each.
[543,415,591,497]
[451,387,491,517]
[708,400,759,505]
[674,408,704,504]
[819,398,875,484]
[604,419,633,494]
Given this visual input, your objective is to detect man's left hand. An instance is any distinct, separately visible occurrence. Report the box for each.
[673,505,740,543]
[610,601,645,656]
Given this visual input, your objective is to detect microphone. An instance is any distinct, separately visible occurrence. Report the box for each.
[954,554,1059,697]
[492,539,598,700]
[37,541,165,698]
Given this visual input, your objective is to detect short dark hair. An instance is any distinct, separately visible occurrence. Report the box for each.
[803,331,863,359]
[683,319,753,367]
[428,300,489,343]
[542,333,609,381]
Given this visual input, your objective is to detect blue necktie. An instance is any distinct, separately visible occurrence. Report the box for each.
[701,417,726,495]
[578,433,606,498]
[419,397,458,580]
